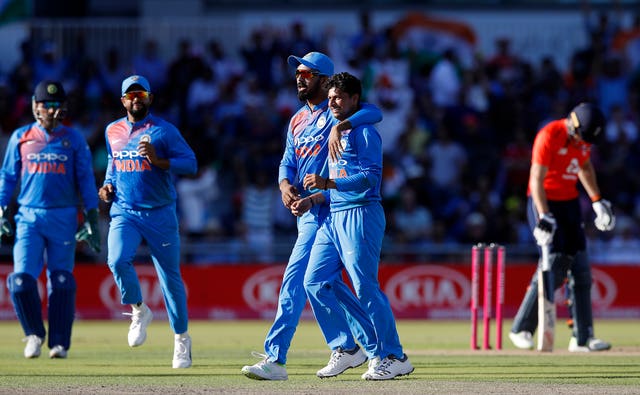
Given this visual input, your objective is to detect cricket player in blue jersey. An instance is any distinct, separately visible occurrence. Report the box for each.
[98,75,196,368]
[0,80,100,359]
[242,52,380,380]
[302,72,413,380]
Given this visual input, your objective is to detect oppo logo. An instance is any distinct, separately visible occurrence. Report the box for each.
[26,152,68,161]
[294,135,324,145]
[385,266,470,310]
[113,150,145,159]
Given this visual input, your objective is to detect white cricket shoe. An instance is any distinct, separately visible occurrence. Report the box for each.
[172,333,192,368]
[509,331,534,350]
[568,337,611,352]
[241,352,288,380]
[316,346,367,378]
[23,334,43,358]
[125,303,153,347]
[363,354,414,380]
[49,345,67,359]
[360,356,381,379]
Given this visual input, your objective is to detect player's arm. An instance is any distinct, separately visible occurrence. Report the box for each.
[579,158,615,231]
[278,122,299,208]
[529,162,549,215]
[0,132,21,206]
[74,136,99,210]
[161,125,197,175]
[329,103,382,162]
[577,158,600,200]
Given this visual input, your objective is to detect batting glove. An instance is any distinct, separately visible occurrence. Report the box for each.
[592,199,615,231]
[0,206,13,238]
[75,208,101,253]
[533,213,556,246]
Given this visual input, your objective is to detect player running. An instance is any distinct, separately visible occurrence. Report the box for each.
[509,102,615,352]
[99,75,197,368]
[1,80,100,359]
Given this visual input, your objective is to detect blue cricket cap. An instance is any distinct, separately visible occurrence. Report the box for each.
[121,75,151,96]
[287,52,334,76]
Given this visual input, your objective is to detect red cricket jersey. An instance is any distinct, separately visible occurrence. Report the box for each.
[527,119,592,201]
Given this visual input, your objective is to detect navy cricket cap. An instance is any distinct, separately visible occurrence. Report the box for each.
[287,51,334,76]
[569,102,605,144]
[33,80,67,102]
[121,75,151,96]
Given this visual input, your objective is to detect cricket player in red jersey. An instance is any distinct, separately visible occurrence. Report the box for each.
[509,103,615,352]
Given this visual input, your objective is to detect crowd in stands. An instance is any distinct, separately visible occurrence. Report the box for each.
[0,7,639,263]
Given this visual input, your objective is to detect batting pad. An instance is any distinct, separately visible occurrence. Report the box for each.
[7,272,46,338]
[47,271,76,349]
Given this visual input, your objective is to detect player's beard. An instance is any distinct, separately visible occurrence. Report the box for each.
[297,79,321,102]
[129,102,149,120]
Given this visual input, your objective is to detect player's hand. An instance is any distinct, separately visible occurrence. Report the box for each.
[0,206,13,238]
[279,183,299,209]
[75,208,101,253]
[98,184,115,203]
[137,140,158,163]
[303,174,327,191]
[592,199,615,231]
[533,213,556,246]
[290,198,312,217]
[328,124,344,163]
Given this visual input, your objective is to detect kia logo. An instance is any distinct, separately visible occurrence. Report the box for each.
[242,266,285,311]
[385,266,470,310]
[99,266,188,311]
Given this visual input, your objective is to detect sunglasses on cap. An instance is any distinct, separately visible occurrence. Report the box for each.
[295,69,319,79]
[122,91,150,100]
[41,101,63,109]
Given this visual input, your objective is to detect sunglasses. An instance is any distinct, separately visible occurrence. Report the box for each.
[122,91,150,100]
[295,69,319,79]
[41,101,62,109]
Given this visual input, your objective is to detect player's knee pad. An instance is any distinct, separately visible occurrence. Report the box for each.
[47,271,76,349]
[7,272,45,337]
[549,253,572,289]
[49,270,77,292]
[7,272,38,294]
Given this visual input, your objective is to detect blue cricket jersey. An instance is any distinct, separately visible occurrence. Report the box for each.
[104,114,197,210]
[278,101,381,203]
[329,123,383,211]
[0,122,98,210]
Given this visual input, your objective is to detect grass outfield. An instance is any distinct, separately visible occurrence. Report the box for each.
[0,319,638,394]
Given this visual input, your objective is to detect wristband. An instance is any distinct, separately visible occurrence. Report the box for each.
[591,194,601,202]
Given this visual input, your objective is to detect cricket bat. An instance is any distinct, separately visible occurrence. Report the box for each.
[537,244,555,351]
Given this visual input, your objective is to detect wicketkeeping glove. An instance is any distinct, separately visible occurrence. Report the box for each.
[0,206,13,238]
[533,213,556,246]
[75,208,101,253]
[592,199,615,231]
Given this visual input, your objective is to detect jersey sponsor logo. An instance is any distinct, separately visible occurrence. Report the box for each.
[294,134,324,158]
[384,266,470,310]
[25,152,68,174]
[294,134,324,145]
[113,150,152,172]
[26,152,68,161]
